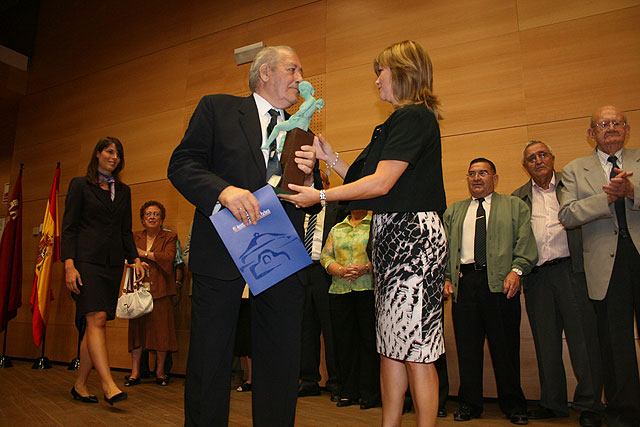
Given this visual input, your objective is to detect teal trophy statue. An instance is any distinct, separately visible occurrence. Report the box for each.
[263,80,324,193]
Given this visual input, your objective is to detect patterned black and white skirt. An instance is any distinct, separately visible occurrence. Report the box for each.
[371,211,447,363]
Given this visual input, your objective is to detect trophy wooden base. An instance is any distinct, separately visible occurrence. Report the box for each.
[276,128,314,194]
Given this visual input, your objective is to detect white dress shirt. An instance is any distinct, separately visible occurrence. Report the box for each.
[530,174,570,266]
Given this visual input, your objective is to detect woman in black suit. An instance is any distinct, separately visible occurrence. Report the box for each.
[61,137,144,405]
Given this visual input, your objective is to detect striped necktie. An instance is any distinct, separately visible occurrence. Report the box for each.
[304,214,317,256]
[266,109,281,182]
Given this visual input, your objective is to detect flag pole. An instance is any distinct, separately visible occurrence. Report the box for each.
[32,330,51,369]
[0,327,13,368]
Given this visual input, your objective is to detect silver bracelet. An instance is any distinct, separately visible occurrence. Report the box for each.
[319,189,327,208]
[325,152,339,175]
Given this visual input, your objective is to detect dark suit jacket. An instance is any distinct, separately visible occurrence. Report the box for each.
[134,229,177,299]
[168,94,321,280]
[512,171,584,274]
[61,176,138,266]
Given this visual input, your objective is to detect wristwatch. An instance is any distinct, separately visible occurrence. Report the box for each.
[319,189,327,208]
[511,267,523,276]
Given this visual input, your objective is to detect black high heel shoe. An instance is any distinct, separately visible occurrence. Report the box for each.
[71,386,98,403]
[103,391,127,405]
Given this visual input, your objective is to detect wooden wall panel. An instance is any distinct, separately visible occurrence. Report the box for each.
[190,0,316,39]
[81,45,189,133]
[326,0,518,73]
[435,32,526,136]
[517,0,640,31]
[29,0,193,93]
[15,80,89,149]
[11,141,82,203]
[185,27,254,105]
[521,6,640,124]
[185,1,326,106]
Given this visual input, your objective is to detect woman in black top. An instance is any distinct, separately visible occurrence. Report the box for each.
[281,40,447,427]
[61,137,144,405]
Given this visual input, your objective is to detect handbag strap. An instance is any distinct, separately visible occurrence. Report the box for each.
[121,267,138,293]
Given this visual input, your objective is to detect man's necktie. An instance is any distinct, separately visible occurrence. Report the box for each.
[304,214,317,256]
[474,198,487,267]
[608,156,628,231]
[266,109,282,182]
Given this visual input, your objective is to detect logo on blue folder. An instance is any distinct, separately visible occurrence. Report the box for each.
[238,232,296,279]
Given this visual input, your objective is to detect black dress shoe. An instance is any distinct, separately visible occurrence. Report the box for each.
[336,398,354,407]
[509,413,529,425]
[70,386,98,403]
[360,400,380,410]
[527,406,556,419]
[454,404,480,421]
[438,407,448,418]
[329,389,340,402]
[104,391,127,405]
[579,410,602,427]
[297,383,320,397]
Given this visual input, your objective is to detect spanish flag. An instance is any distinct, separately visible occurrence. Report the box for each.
[30,164,60,346]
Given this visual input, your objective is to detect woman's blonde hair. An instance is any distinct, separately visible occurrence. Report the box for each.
[374,40,441,118]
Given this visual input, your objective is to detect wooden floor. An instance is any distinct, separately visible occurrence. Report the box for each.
[0,360,578,426]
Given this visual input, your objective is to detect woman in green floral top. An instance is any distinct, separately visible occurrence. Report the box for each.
[320,210,380,409]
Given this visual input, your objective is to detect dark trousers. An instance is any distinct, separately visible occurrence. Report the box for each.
[592,236,640,426]
[452,269,527,416]
[185,272,304,427]
[330,290,380,403]
[300,262,337,389]
[524,258,603,415]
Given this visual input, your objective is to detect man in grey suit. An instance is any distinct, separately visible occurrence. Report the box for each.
[559,106,640,427]
[513,140,602,427]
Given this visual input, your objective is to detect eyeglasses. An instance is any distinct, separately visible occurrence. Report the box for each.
[592,120,626,130]
[525,152,552,164]
[467,170,492,178]
[144,211,161,218]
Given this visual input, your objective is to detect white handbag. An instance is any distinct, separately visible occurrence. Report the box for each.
[116,267,153,319]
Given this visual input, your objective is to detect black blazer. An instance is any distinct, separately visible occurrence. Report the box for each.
[61,176,138,266]
[168,94,321,280]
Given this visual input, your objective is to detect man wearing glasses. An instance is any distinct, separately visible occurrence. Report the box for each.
[443,158,537,425]
[559,106,640,427]
[513,141,603,427]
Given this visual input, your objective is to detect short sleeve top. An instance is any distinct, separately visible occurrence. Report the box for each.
[345,104,447,213]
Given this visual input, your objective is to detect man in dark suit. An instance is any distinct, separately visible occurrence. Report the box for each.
[559,106,640,427]
[168,46,319,427]
[512,140,603,427]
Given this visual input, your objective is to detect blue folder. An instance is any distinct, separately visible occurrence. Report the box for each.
[210,185,311,295]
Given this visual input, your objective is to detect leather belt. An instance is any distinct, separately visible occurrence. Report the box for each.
[460,263,486,272]
[530,256,570,274]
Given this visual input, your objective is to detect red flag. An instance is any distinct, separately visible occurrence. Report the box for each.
[0,166,23,334]
[30,164,60,346]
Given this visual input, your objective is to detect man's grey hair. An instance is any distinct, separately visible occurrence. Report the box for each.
[248,46,296,92]
[522,140,553,163]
